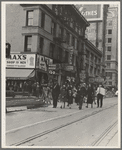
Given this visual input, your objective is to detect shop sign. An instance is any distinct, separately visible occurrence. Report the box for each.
[64,65,74,71]
[48,64,56,70]
[89,76,104,83]
[6,53,35,68]
[36,55,53,71]
[95,76,104,82]
[48,64,60,70]
[75,4,103,21]
[69,52,73,65]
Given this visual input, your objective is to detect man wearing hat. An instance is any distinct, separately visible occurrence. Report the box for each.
[52,79,60,108]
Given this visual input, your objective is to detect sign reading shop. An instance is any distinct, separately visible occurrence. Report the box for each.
[6,53,35,68]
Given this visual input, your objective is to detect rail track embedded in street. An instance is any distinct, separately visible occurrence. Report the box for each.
[9,103,117,146]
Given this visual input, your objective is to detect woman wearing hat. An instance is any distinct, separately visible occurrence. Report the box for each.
[60,84,67,108]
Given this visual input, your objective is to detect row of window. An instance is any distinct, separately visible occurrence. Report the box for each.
[52,5,84,35]
[24,35,75,64]
[86,50,101,64]
[27,10,80,50]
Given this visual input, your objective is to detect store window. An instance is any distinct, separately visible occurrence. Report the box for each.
[108,29,112,34]
[25,36,32,52]
[108,38,112,43]
[107,55,111,60]
[26,10,33,26]
[41,12,45,28]
[107,46,111,51]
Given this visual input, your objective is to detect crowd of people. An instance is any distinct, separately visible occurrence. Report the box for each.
[6,79,106,109]
[47,79,106,109]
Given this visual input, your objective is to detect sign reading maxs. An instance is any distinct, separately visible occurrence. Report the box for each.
[6,53,36,68]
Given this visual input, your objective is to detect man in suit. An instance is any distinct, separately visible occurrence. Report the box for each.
[52,79,60,108]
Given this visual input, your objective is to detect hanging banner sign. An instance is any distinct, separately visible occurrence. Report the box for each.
[6,53,35,68]
[36,55,53,72]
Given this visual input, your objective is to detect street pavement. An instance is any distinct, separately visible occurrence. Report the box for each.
[5,97,119,147]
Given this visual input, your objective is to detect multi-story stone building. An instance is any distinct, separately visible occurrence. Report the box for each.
[6,4,102,87]
[105,5,118,88]
[75,4,108,81]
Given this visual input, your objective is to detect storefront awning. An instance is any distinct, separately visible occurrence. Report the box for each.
[6,69,35,80]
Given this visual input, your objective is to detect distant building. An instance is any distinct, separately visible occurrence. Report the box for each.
[105,5,118,88]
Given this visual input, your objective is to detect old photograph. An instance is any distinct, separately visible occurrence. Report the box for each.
[1,1,120,148]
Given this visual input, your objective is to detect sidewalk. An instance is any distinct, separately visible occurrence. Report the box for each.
[6,97,118,113]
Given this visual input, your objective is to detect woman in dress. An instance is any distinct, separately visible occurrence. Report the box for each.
[60,84,67,108]
[86,84,94,108]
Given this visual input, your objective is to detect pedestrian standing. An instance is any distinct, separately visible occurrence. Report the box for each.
[43,84,51,105]
[96,84,105,108]
[36,82,40,98]
[52,80,60,108]
[86,84,94,108]
[60,85,67,108]
[78,83,87,110]
[67,89,73,109]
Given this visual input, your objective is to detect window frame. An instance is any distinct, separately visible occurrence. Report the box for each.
[41,12,45,28]
[25,36,32,52]
[108,38,112,43]
[107,55,111,60]
[107,46,111,51]
[26,10,33,26]
[108,29,112,34]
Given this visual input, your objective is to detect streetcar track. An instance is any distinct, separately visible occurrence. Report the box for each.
[10,103,117,146]
[91,120,118,146]
[7,102,117,134]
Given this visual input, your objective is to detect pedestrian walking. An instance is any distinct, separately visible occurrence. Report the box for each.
[67,84,73,107]
[96,84,105,108]
[36,82,40,98]
[86,84,94,108]
[52,79,60,108]
[78,83,87,110]
[60,85,67,108]
[72,86,77,103]
[67,89,73,109]
[43,84,51,105]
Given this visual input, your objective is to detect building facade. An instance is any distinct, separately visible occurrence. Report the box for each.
[75,4,109,80]
[105,5,118,88]
[6,4,102,87]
